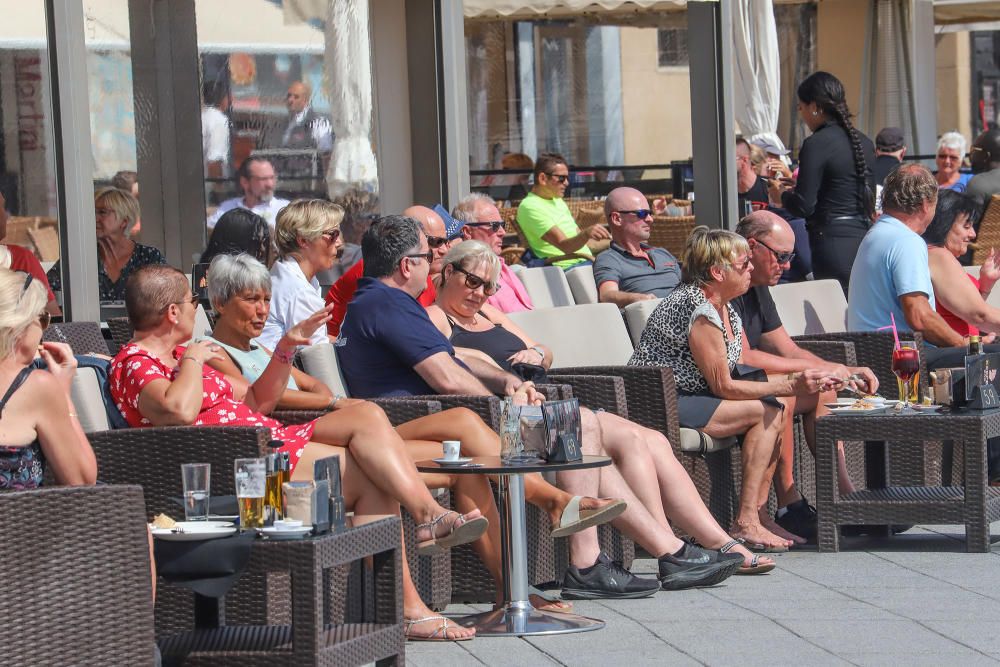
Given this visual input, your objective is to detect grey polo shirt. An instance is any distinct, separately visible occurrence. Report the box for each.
[592,242,682,299]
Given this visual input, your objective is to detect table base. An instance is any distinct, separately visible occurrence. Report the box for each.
[458,601,604,636]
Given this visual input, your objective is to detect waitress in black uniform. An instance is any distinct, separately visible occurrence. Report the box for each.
[771,71,876,294]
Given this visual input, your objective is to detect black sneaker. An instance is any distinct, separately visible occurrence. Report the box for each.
[774,498,817,543]
[658,542,741,591]
[562,552,660,600]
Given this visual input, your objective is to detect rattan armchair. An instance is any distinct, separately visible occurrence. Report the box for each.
[42,321,111,355]
[0,484,155,665]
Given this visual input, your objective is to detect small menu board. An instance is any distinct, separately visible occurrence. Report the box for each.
[964,352,1000,409]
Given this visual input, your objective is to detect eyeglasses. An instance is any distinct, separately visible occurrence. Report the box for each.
[426,235,448,249]
[936,154,960,162]
[320,228,341,243]
[753,238,795,265]
[545,173,570,184]
[726,256,753,272]
[37,311,50,331]
[451,265,499,295]
[616,209,652,220]
[404,251,434,264]
[464,221,506,233]
[162,294,199,312]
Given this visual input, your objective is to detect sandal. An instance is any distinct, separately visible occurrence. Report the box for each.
[404,615,474,642]
[416,511,489,555]
[719,539,776,575]
[550,497,626,538]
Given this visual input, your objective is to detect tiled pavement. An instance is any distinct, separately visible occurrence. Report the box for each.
[406,523,1000,666]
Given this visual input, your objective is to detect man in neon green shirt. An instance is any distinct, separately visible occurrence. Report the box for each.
[516,153,611,269]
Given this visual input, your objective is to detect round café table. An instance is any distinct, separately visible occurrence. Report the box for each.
[417,454,612,637]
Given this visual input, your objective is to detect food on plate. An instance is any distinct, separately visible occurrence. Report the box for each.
[151,513,177,529]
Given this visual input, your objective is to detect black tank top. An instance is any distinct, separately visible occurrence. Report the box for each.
[446,312,527,372]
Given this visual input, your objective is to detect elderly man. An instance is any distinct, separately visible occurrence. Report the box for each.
[592,187,681,306]
[873,127,906,187]
[325,206,448,336]
[272,80,333,152]
[515,153,610,269]
[452,193,534,313]
[206,157,290,230]
[734,211,878,540]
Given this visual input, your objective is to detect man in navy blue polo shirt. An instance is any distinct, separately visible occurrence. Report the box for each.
[593,187,682,307]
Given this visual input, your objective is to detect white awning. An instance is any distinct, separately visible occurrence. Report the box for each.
[934,0,1000,27]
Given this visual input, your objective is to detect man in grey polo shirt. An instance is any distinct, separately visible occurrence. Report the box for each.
[593,186,681,307]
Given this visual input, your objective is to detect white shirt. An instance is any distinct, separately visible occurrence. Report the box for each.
[283,107,334,152]
[257,257,328,349]
[206,196,291,230]
[201,106,230,168]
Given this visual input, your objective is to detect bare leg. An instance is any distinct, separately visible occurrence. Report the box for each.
[798,392,857,495]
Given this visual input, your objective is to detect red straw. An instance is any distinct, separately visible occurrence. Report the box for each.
[877,314,902,351]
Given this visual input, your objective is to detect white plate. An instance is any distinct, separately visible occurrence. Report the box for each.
[909,404,943,413]
[826,399,898,410]
[151,521,238,541]
[259,526,312,540]
[828,405,891,416]
[207,515,239,522]
[432,456,474,466]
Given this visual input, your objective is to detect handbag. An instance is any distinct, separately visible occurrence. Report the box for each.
[511,362,549,384]
[504,398,583,463]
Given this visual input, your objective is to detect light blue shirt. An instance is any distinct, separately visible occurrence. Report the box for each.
[847,214,934,332]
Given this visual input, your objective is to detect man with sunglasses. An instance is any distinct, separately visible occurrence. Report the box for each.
[593,187,681,307]
[325,206,450,336]
[734,210,878,542]
[515,153,610,269]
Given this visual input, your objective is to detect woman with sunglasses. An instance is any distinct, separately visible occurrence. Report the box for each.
[0,271,94,489]
[429,240,781,584]
[631,227,839,551]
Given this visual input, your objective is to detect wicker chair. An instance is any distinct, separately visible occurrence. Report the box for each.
[0,485,155,665]
[42,321,110,355]
[106,316,133,352]
[648,214,696,259]
[973,194,1000,265]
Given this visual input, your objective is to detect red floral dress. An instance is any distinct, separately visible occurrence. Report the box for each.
[109,343,315,472]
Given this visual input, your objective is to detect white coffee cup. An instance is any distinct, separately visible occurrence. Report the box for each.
[442,440,461,461]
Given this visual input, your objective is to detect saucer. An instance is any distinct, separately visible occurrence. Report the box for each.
[259,526,312,540]
[432,456,474,466]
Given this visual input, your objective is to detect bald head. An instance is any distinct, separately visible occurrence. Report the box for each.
[737,210,795,286]
[736,210,791,243]
[403,205,447,273]
[286,81,311,114]
[604,187,651,245]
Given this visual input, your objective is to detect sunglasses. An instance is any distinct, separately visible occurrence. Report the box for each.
[320,228,341,243]
[616,209,652,220]
[464,221,506,233]
[17,273,33,304]
[729,256,753,272]
[754,238,795,265]
[37,311,50,331]
[426,235,448,249]
[451,265,499,296]
[404,251,434,264]
[545,173,570,184]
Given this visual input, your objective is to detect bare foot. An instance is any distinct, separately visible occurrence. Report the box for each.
[404,615,475,641]
[547,496,619,527]
[730,518,792,550]
[494,594,573,613]
[758,510,807,545]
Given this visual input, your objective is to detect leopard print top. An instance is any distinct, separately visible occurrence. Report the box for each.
[628,283,743,394]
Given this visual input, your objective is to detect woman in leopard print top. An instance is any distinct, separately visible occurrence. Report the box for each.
[629,227,837,550]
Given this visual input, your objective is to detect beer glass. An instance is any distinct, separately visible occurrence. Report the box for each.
[234,457,266,530]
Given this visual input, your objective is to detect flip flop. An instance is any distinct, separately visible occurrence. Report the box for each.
[550,496,626,538]
[404,615,474,642]
[719,539,776,575]
[416,511,489,555]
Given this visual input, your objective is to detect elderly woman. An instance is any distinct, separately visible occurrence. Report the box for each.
[428,240,774,579]
[47,187,165,302]
[108,264,488,642]
[201,208,273,267]
[935,132,973,192]
[202,252,628,607]
[0,270,95,489]
[630,227,837,550]
[259,199,340,348]
[922,189,1000,336]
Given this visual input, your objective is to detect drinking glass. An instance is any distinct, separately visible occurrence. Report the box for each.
[234,457,266,530]
[891,346,920,410]
[181,463,210,521]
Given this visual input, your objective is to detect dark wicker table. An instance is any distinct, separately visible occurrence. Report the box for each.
[815,409,1000,553]
[157,516,404,666]
[417,455,611,637]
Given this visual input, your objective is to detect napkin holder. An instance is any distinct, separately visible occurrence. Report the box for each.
[313,455,346,534]
[542,399,583,463]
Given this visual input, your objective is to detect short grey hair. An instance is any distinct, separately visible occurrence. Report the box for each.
[442,240,501,283]
[451,192,496,223]
[207,253,271,310]
[937,131,967,159]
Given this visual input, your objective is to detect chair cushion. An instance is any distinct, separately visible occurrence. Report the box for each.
[622,298,662,347]
[298,343,349,396]
[768,279,847,336]
[509,303,633,366]
[566,265,599,305]
[72,367,111,433]
[678,428,737,454]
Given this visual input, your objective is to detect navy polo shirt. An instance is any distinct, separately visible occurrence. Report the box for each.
[592,242,682,299]
[336,278,453,398]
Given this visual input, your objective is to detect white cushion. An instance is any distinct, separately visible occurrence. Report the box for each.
[509,303,633,367]
[566,264,599,305]
[71,367,110,433]
[299,343,349,396]
[678,428,737,454]
[517,266,575,309]
[768,279,848,336]
[622,298,662,347]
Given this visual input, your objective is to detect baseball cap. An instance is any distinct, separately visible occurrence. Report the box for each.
[876,127,905,151]
[435,204,465,240]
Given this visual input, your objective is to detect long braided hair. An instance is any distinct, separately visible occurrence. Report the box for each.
[797,71,875,219]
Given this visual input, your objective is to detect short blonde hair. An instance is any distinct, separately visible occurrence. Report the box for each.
[682,226,750,285]
[442,240,501,282]
[274,199,344,259]
[0,269,47,359]
[95,186,140,237]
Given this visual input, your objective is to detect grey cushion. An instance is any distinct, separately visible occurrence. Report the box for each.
[517,266,575,309]
[768,279,847,336]
[622,298,662,347]
[298,343,349,396]
[71,367,110,433]
[678,428,737,454]
[509,303,634,367]
[566,264,599,305]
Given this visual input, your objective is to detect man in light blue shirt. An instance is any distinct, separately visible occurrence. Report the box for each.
[847,163,966,355]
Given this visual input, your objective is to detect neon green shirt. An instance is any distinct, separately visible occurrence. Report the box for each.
[515,192,593,268]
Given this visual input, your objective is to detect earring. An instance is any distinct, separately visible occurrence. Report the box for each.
[812,111,820,116]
